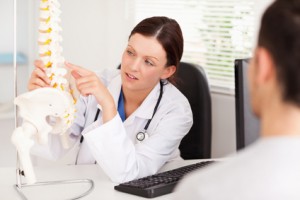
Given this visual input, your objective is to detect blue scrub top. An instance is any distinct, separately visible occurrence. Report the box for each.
[118,88,126,122]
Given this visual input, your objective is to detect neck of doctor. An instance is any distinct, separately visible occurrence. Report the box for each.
[122,85,155,118]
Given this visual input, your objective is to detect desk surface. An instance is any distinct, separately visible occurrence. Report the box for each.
[0,159,204,200]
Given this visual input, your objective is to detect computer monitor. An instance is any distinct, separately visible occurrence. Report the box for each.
[234,58,260,150]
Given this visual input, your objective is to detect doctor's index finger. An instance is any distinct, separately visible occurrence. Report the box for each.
[65,61,91,77]
[34,60,46,71]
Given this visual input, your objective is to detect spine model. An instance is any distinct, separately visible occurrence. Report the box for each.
[11,0,76,184]
[38,0,75,126]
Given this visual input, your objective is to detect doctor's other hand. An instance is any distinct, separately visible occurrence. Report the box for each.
[28,60,51,91]
[65,62,115,107]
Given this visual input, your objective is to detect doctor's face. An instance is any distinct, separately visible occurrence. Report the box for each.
[121,33,173,93]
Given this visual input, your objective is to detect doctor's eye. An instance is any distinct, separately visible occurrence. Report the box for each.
[145,59,154,66]
[126,50,134,56]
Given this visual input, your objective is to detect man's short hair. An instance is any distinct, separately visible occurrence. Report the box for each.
[258,0,300,106]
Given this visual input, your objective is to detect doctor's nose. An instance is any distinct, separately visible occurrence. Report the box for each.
[129,59,142,71]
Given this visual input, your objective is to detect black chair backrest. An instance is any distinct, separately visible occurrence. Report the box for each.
[176,62,212,159]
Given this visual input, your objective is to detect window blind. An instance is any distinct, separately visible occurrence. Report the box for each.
[134,0,255,92]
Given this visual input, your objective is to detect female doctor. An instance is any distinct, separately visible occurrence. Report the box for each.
[28,16,193,183]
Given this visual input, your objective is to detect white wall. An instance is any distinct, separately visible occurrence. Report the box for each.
[0,119,16,167]
[0,0,14,52]
[211,93,236,158]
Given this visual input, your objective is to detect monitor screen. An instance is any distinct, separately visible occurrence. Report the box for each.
[235,58,260,150]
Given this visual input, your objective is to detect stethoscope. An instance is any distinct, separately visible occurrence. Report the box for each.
[136,80,164,142]
[76,81,164,164]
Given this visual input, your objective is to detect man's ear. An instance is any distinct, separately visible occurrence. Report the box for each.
[161,65,176,79]
[256,47,276,84]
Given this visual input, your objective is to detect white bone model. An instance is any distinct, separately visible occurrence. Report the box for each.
[11,0,76,184]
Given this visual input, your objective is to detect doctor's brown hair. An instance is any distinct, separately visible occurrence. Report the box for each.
[129,16,184,85]
[258,0,300,106]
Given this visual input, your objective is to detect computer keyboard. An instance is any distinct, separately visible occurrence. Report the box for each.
[114,160,215,198]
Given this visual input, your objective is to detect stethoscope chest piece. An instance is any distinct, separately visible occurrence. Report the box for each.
[136,130,149,142]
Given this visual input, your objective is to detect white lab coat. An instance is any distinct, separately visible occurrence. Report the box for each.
[31,69,193,183]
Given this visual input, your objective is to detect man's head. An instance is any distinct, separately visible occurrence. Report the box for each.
[249,0,300,117]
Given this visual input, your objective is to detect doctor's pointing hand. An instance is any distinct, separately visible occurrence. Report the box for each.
[66,62,117,124]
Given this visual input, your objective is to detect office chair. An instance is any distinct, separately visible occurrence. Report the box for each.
[117,62,212,159]
[176,62,212,159]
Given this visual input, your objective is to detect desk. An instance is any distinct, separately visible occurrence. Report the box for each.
[0,159,203,200]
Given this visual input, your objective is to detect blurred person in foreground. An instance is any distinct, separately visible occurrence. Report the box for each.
[175,0,300,199]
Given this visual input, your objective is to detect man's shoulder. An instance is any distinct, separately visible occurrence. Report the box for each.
[175,138,300,199]
[174,148,259,199]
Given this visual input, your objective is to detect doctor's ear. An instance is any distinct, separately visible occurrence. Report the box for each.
[160,65,176,80]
